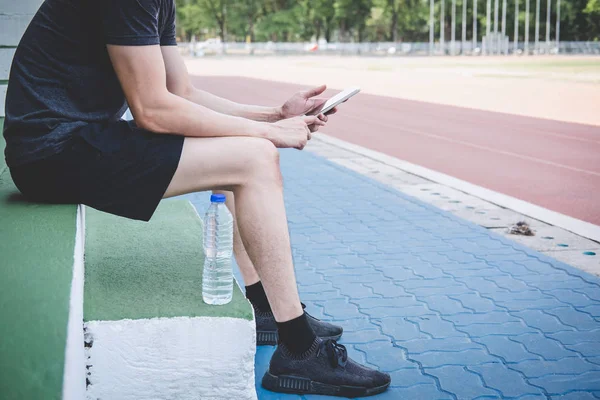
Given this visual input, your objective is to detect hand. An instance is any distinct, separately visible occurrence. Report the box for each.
[280,84,332,119]
[265,116,325,150]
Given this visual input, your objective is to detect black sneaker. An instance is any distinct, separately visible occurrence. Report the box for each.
[255,303,343,346]
[262,338,391,397]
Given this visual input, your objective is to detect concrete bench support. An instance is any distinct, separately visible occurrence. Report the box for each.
[83,201,256,400]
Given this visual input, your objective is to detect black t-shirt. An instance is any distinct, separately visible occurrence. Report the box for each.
[3,0,177,167]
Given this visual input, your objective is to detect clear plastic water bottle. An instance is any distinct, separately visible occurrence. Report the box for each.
[202,193,234,305]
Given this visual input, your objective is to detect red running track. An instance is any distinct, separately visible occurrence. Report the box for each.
[191,75,600,226]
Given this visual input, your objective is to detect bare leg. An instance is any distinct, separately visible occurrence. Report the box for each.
[212,190,260,286]
[165,136,302,322]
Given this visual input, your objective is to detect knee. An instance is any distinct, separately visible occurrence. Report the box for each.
[244,138,282,186]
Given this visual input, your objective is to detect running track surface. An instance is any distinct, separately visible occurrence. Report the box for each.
[191,75,600,226]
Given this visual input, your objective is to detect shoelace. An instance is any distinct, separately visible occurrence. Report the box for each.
[317,339,348,368]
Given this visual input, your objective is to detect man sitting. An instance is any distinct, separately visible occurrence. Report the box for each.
[3,0,390,396]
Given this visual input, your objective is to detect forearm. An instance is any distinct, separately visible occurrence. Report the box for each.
[183,87,283,123]
[137,91,267,139]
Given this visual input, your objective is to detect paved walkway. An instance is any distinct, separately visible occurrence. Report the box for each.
[187,148,600,400]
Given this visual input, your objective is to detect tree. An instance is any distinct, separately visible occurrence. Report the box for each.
[335,0,373,41]
[584,0,600,38]
[230,0,262,41]
[199,0,230,43]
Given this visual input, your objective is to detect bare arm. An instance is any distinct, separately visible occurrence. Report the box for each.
[106,44,320,148]
[108,44,267,137]
[161,47,282,122]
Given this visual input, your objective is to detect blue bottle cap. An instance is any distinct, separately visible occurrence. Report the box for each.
[210,194,226,203]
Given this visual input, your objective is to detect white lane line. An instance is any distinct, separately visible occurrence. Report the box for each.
[315,133,600,243]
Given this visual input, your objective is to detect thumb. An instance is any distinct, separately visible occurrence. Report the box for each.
[302,115,320,125]
[302,84,327,99]
[303,115,325,126]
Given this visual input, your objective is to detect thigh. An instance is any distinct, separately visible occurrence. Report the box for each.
[163,136,279,198]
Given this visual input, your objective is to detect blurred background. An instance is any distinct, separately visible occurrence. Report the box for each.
[175,0,600,228]
[174,0,600,55]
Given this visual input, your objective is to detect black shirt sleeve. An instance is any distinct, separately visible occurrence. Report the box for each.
[160,2,177,46]
[101,0,161,46]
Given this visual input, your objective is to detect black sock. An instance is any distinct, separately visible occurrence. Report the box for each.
[277,313,317,355]
[245,281,271,312]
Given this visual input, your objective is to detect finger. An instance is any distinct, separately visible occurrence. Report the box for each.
[301,84,327,99]
[306,116,326,126]
[317,113,328,122]
[309,124,319,133]
[324,107,338,116]
[303,115,320,125]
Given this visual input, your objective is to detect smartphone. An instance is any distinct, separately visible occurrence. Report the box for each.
[320,87,361,114]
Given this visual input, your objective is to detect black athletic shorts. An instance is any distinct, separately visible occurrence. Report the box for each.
[9,120,184,221]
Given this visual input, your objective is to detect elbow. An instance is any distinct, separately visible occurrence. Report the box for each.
[168,82,194,100]
[134,108,162,133]
[131,100,170,134]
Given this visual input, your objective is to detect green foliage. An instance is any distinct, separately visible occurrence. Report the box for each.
[174,0,600,42]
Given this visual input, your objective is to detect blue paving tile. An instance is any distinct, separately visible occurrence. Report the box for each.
[454,277,513,295]
[356,384,454,400]
[354,296,415,309]
[402,337,482,353]
[340,328,389,344]
[375,266,421,281]
[388,368,438,387]
[475,336,541,363]
[461,321,539,337]
[407,315,468,339]
[548,329,600,345]
[413,349,498,367]
[335,283,383,299]
[246,149,600,399]
[573,287,600,302]
[426,365,501,398]
[374,317,430,342]
[407,284,473,297]
[491,261,542,277]
[418,294,473,315]
[486,275,535,292]
[328,272,388,284]
[367,304,435,318]
[317,299,362,319]
[299,290,340,302]
[510,358,600,378]
[563,342,600,357]
[577,304,600,317]
[509,332,581,360]
[412,265,453,280]
[297,282,336,293]
[541,290,598,308]
[448,263,509,278]
[468,362,546,397]
[543,307,600,331]
[354,342,416,371]
[334,255,369,268]
[529,371,600,395]
[445,311,520,326]
[497,296,571,311]
[511,310,575,333]
[550,392,600,400]
[448,292,498,313]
